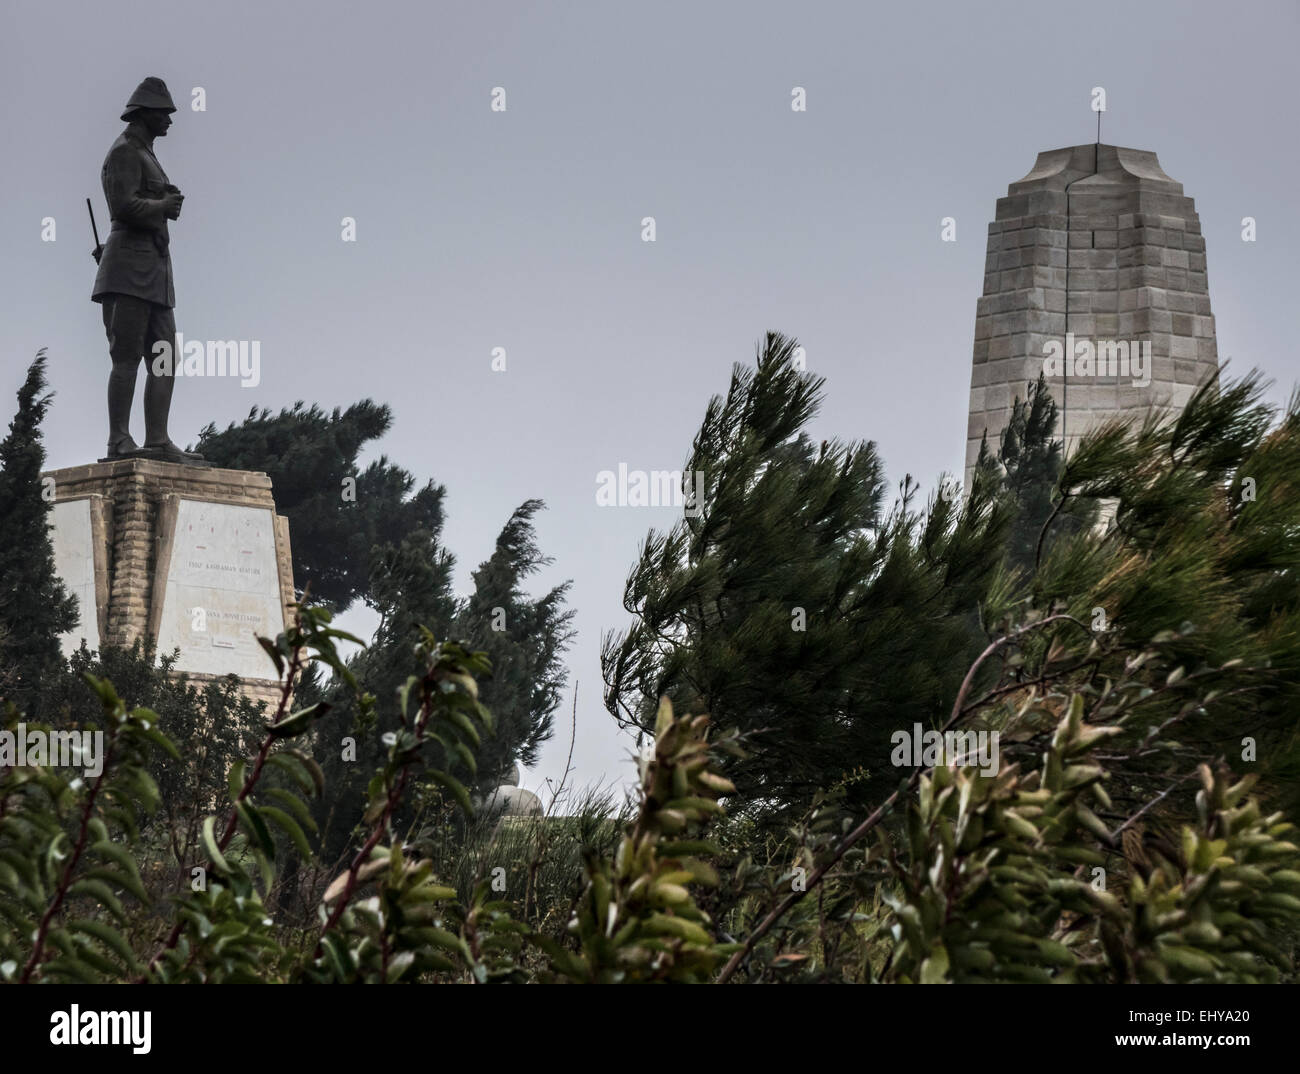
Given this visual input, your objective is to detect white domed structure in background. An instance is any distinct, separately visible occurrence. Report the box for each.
[480,764,544,819]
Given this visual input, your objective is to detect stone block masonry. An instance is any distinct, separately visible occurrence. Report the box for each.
[45,458,296,711]
[966,144,1219,488]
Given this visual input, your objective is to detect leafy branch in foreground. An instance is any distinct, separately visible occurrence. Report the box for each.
[2,677,172,983]
[302,634,494,983]
[719,631,1300,983]
[533,698,742,982]
[141,603,367,982]
[876,694,1300,984]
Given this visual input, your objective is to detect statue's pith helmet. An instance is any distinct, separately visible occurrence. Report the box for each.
[120,77,176,121]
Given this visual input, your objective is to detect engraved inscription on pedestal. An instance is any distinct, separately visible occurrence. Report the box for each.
[153,499,286,681]
[49,497,107,657]
[44,459,295,707]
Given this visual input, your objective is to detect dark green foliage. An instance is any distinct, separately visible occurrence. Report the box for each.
[357,525,461,711]
[1,675,179,983]
[311,502,573,868]
[0,603,747,984]
[602,332,1012,816]
[0,352,78,717]
[530,699,741,982]
[977,373,1096,578]
[714,368,1300,982]
[197,398,574,865]
[38,640,266,906]
[5,330,1300,986]
[6,603,1295,985]
[874,698,1300,984]
[196,401,445,612]
[455,500,575,784]
[1017,372,1300,807]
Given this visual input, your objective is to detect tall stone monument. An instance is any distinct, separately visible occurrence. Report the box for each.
[44,76,296,706]
[966,143,1219,486]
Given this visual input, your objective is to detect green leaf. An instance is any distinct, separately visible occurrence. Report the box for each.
[228,759,246,806]
[266,702,331,739]
[445,708,482,748]
[202,815,232,875]
[266,750,325,797]
[265,787,318,832]
[103,802,139,843]
[67,878,127,921]
[323,626,366,648]
[428,769,473,815]
[920,941,950,983]
[451,740,478,776]
[80,673,120,709]
[67,918,140,973]
[236,801,276,859]
[320,932,354,982]
[44,831,69,887]
[88,842,148,903]
[260,806,312,858]
[288,749,325,796]
[40,955,103,984]
[257,635,285,677]
[254,848,275,892]
[385,950,416,983]
[404,884,457,903]
[135,722,181,760]
[129,768,160,812]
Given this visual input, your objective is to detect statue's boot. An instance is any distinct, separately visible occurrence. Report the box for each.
[142,371,206,464]
[106,359,140,457]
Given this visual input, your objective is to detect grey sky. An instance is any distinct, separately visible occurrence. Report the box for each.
[3,0,1297,801]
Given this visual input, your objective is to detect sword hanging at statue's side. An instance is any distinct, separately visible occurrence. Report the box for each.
[87,197,103,265]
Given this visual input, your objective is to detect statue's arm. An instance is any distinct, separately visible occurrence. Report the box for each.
[102,144,168,231]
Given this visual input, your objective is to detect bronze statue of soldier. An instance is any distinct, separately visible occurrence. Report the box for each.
[91,76,205,465]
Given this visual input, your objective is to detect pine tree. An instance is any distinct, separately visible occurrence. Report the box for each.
[1012,371,1300,815]
[0,351,78,715]
[196,401,444,612]
[975,374,1095,578]
[602,332,1012,817]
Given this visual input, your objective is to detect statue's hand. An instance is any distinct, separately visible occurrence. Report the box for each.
[162,191,184,219]
[91,244,103,265]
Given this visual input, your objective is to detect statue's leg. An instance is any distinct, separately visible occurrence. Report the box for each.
[141,304,177,448]
[102,295,146,456]
[140,307,204,463]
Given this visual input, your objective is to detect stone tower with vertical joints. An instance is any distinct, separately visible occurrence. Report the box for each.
[966,143,1219,487]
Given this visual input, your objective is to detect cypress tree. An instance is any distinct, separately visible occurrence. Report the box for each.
[455,500,575,787]
[312,503,574,861]
[0,351,78,715]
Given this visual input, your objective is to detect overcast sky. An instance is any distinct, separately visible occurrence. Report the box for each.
[2,0,1297,802]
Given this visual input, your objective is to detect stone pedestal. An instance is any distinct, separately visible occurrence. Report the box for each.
[45,459,295,708]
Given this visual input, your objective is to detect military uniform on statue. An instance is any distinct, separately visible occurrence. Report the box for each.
[91,76,206,466]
